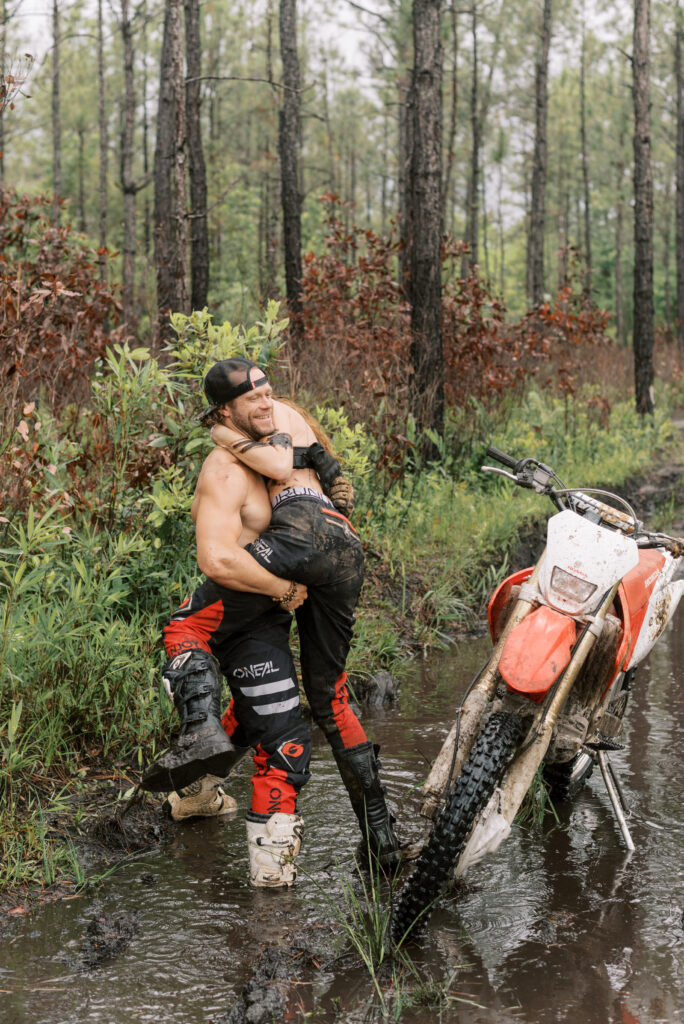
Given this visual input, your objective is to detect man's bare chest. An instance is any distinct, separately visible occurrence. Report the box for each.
[240,478,272,539]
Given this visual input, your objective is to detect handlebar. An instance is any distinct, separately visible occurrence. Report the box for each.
[485,445,519,471]
[482,443,684,556]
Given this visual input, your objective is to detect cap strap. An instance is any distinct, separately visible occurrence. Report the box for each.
[230,373,269,399]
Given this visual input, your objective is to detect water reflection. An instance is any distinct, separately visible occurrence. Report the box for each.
[1,613,682,1023]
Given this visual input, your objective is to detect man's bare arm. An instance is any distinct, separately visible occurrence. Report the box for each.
[194,459,306,606]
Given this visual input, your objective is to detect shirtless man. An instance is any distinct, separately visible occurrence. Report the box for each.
[142,358,399,886]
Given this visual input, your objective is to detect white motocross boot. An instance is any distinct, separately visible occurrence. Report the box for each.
[245,813,303,887]
[165,774,237,821]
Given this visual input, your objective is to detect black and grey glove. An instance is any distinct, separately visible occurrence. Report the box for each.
[296,441,355,516]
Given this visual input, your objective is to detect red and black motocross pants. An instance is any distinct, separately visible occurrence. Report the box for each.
[163,590,311,819]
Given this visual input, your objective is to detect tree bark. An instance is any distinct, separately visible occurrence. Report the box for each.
[322,56,336,200]
[676,11,684,345]
[632,0,655,415]
[184,0,209,311]
[154,0,189,339]
[278,0,302,329]
[51,0,61,222]
[409,0,443,449]
[97,0,107,281]
[580,24,592,299]
[398,70,414,296]
[141,6,151,257]
[663,178,672,332]
[616,139,625,347]
[1,0,7,183]
[462,3,479,276]
[527,0,552,306]
[77,125,86,232]
[120,0,138,329]
[443,0,458,235]
[381,101,389,234]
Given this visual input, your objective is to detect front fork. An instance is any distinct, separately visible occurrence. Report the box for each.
[497,582,618,826]
[420,556,620,823]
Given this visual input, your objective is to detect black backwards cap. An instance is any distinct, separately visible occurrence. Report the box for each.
[199,357,269,421]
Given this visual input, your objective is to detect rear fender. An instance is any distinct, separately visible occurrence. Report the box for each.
[499,605,578,703]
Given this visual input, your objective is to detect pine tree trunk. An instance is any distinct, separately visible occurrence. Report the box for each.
[184,0,209,311]
[632,0,655,415]
[381,102,389,234]
[142,7,151,257]
[322,58,336,200]
[409,0,444,450]
[497,157,505,299]
[1,0,7,183]
[120,0,137,329]
[676,15,684,345]
[51,0,61,222]
[278,0,302,328]
[154,0,189,339]
[616,143,625,346]
[97,0,107,281]
[663,179,672,331]
[462,4,479,277]
[527,0,552,306]
[580,26,592,299]
[443,1,458,235]
[399,70,413,296]
[77,126,86,232]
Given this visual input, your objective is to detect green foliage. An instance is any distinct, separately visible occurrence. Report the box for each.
[0,290,678,897]
[168,300,290,383]
[516,767,560,827]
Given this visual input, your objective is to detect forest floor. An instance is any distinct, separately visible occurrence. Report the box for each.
[3,439,684,1018]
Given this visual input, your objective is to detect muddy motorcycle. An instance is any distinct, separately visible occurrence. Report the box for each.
[392,447,684,942]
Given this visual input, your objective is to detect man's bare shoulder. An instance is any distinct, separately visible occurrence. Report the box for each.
[195,446,251,499]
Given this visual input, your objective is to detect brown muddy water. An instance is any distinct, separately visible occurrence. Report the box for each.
[1,610,683,1024]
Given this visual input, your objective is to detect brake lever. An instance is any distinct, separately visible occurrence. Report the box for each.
[481,465,518,483]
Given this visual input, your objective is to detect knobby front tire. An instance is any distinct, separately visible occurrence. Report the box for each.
[392,711,525,944]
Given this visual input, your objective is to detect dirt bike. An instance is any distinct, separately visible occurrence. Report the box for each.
[392,446,684,942]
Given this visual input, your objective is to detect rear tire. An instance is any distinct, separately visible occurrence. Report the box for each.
[392,711,524,944]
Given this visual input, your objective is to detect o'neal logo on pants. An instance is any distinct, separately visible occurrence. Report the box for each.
[233,661,279,679]
[267,786,282,815]
[250,538,273,563]
[277,740,307,770]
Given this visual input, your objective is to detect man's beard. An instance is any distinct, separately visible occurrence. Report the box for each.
[230,405,273,441]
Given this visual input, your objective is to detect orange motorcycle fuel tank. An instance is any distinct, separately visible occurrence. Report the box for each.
[498,605,578,702]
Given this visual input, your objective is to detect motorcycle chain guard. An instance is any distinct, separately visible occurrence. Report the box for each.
[499,605,577,702]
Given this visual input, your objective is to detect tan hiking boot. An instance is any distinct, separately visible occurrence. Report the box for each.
[165,774,237,821]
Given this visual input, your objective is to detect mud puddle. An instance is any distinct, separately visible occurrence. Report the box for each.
[1,614,682,1023]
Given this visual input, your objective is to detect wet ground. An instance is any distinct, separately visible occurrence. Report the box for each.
[1,611,683,1023]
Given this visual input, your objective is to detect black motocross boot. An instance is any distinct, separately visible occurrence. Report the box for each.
[141,649,246,793]
[333,741,401,868]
